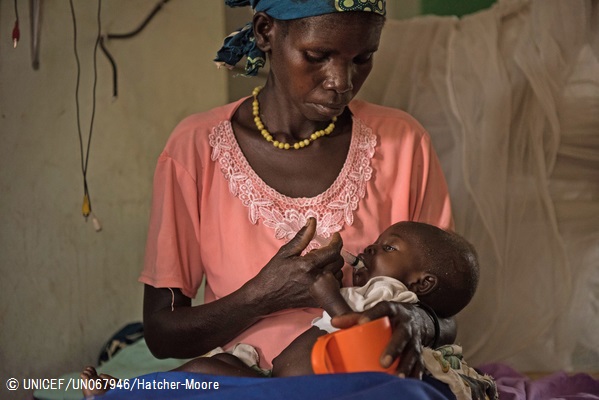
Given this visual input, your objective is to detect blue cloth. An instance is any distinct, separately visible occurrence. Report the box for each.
[226,0,386,20]
[214,0,386,76]
[95,371,454,399]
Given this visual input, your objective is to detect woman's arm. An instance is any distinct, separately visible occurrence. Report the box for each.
[143,284,269,359]
[143,219,345,359]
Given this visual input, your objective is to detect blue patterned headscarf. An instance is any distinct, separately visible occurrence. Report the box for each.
[214,0,386,76]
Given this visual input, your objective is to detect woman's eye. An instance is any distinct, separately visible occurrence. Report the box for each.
[354,53,373,65]
[305,52,327,63]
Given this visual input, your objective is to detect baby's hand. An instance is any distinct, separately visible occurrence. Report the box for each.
[310,271,341,301]
[311,271,353,317]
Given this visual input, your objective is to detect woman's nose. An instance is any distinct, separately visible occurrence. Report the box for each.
[323,62,353,94]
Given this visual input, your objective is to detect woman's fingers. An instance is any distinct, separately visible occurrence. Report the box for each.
[333,268,344,284]
[384,303,427,378]
[356,301,392,323]
[326,232,343,252]
[276,220,344,276]
[330,312,363,329]
[330,303,391,329]
[277,218,316,258]
[382,320,425,378]
[303,231,344,275]
[320,232,344,273]
[334,302,427,378]
[257,218,346,310]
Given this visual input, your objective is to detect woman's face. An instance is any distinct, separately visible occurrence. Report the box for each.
[353,223,424,287]
[267,12,384,122]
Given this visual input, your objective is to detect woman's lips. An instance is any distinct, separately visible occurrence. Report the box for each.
[311,102,346,118]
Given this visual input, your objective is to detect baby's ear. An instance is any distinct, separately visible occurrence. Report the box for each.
[408,274,438,296]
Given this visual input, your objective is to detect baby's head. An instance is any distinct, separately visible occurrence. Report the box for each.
[353,221,479,318]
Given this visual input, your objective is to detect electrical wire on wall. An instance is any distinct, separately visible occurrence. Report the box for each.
[12,0,20,48]
[100,0,171,98]
[68,0,170,231]
[11,0,42,68]
[69,0,103,232]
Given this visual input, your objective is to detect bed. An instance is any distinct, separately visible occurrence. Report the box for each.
[33,329,598,400]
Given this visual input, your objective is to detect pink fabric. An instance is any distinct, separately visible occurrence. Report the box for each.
[140,98,453,368]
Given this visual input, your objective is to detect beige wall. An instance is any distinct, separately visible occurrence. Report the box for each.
[0,1,473,398]
[0,1,226,398]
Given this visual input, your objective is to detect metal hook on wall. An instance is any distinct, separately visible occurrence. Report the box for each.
[99,0,171,98]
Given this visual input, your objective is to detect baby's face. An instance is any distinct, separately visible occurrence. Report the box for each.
[353,223,422,287]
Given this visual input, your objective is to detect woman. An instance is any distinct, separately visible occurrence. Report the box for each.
[140,0,454,380]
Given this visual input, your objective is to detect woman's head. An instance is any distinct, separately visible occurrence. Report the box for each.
[353,221,480,318]
[215,0,386,77]
[254,11,384,121]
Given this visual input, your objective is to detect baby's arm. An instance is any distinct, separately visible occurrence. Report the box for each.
[272,272,352,377]
[310,271,353,317]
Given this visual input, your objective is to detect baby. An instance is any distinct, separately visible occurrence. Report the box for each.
[81,221,479,395]
[272,220,479,376]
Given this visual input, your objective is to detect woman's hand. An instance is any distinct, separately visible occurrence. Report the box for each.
[144,218,344,360]
[330,301,434,379]
[250,218,344,312]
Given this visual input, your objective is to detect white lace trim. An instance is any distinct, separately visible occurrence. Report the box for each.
[209,118,376,244]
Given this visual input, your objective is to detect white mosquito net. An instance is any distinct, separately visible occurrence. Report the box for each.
[359,0,599,371]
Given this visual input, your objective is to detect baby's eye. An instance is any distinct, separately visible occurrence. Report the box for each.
[383,244,396,252]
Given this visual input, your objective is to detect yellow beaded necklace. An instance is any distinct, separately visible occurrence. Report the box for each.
[252,86,337,150]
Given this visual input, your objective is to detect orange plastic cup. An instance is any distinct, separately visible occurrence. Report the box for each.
[311,316,399,374]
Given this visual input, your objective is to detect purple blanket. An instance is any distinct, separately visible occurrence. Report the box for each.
[478,363,599,400]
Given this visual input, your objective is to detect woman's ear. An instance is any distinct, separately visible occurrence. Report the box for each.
[408,274,438,296]
[253,12,274,52]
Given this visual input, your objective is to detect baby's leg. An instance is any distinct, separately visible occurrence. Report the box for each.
[80,353,260,398]
[80,366,118,398]
[272,327,325,377]
[174,353,263,377]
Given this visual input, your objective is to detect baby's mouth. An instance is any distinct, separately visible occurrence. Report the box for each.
[352,257,370,286]
[353,254,367,271]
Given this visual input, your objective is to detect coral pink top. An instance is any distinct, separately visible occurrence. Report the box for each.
[140,98,453,368]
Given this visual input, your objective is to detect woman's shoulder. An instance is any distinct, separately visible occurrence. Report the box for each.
[350,100,425,130]
[162,98,246,154]
[350,99,429,143]
[349,99,405,116]
[169,98,246,140]
[157,98,246,175]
